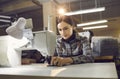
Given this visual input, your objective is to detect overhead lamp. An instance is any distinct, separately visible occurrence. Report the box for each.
[83,25,108,30]
[58,8,66,15]
[0,15,11,23]
[64,7,105,16]
[0,15,11,19]
[77,20,108,27]
[0,19,11,23]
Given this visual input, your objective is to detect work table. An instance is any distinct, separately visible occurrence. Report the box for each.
[0,63,118,79]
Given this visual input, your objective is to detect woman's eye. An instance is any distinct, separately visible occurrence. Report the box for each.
[63,27,68,30]
[58,26,69,31]
[58,29,62,31]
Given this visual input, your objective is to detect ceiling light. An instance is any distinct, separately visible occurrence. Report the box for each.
[58,8,66,15]
[0,15,11,19]
[77,20,108,27]
[64,7,105,16]
[0,19,11,23]
[83,25,108,30]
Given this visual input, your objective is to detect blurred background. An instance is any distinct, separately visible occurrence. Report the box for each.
[0,0,120,38]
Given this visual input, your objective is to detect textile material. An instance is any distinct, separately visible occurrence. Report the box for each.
[54,33,94,64]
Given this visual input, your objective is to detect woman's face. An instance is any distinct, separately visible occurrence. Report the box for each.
[57,21,73,40]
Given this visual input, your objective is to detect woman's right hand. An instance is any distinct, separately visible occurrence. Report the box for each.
[50,56,73,66]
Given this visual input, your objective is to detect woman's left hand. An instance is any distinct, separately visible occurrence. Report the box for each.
[50,57,73,66]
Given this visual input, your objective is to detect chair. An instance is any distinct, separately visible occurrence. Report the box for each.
[91,36,119,62]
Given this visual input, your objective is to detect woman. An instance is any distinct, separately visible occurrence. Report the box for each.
[50,16,94,66]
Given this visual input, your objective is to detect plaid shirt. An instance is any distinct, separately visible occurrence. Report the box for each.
[54,33,94,64]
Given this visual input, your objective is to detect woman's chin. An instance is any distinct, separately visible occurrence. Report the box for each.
[63,37,69,40]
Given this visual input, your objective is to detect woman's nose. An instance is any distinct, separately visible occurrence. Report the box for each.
[61,30,65,34]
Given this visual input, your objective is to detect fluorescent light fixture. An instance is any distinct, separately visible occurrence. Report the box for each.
[83,25,108,30]
[64,7,105,16]
[77,20,108,27]
[0,19,11,23]
[0,15,11,19]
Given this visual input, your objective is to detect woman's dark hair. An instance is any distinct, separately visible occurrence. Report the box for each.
[88,30,94,37]
[87,30,94,43]
[57,16,75,26]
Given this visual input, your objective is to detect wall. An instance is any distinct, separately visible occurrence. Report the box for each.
[0,0,43,36]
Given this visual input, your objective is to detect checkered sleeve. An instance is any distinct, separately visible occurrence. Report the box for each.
[71,37,94,64]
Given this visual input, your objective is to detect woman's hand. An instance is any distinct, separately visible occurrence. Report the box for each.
[50,56,73,66]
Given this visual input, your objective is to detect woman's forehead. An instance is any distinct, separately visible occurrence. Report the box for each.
[58,21,71,28]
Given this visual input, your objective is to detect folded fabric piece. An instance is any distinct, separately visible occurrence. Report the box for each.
[6,17,26,39]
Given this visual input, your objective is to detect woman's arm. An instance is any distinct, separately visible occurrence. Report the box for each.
[51,37,94,66]
[71,37,94,64]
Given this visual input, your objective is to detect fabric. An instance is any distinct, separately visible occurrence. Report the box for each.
[54,32,94,64]
[6,17,26,39]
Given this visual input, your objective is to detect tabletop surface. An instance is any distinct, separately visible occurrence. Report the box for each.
[0,63,118,79]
